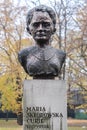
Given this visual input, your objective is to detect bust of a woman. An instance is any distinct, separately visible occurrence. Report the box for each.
[18,5,66,79]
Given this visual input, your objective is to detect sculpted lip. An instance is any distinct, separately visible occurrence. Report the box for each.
[36,32,46,35]
[36,34,46,37]
[37,34,46,36]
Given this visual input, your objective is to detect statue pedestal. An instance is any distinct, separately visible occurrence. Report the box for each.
[23,80,67,130]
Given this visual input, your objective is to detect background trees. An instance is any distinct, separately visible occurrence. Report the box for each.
[67,3,87,110]
[0,1,33,123]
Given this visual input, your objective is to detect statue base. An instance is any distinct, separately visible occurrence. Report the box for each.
[23,80,67,130]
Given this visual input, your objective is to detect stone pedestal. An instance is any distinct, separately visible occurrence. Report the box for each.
[23,80,67,130]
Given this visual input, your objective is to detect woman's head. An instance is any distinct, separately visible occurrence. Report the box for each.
[26,5,56,34]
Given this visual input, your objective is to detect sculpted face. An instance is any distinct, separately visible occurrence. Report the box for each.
[28,11,54,43]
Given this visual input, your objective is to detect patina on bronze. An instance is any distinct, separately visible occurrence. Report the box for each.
[18,5,66,79]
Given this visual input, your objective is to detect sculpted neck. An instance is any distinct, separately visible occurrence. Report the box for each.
[35,40,50,48]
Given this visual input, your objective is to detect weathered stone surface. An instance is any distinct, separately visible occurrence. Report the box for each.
[23,80,67,130]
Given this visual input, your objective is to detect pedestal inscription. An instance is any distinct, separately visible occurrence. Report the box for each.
[23,80,67,130]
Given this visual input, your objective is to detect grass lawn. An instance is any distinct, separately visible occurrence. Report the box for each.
[68,127,87,130]
[0,127,86,130]
[0,120,22,130]
[0,127,22,130]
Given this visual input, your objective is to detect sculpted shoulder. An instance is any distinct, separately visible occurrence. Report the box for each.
[18,46,34,62]
[18,46,35,73]
[56,49,66,65]
[57,49,66,57]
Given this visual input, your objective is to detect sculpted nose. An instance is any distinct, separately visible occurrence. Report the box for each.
[38,24,43,31]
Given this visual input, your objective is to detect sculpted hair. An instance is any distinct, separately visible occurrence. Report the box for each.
[26,5,56,33]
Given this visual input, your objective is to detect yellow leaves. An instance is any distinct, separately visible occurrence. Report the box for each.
[76,104,87,110]
[0,73,22,112]
[15,38,33,51]
[1,88,17,111]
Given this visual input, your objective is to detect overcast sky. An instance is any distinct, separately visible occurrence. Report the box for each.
[13,0,57,7]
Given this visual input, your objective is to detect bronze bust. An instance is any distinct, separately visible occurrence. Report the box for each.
[18,5,66,79]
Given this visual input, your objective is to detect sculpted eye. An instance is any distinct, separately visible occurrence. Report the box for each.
[33,22,39,27]
[32,22,51,28]
[42,22,51,27]
[46,23,51,26]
